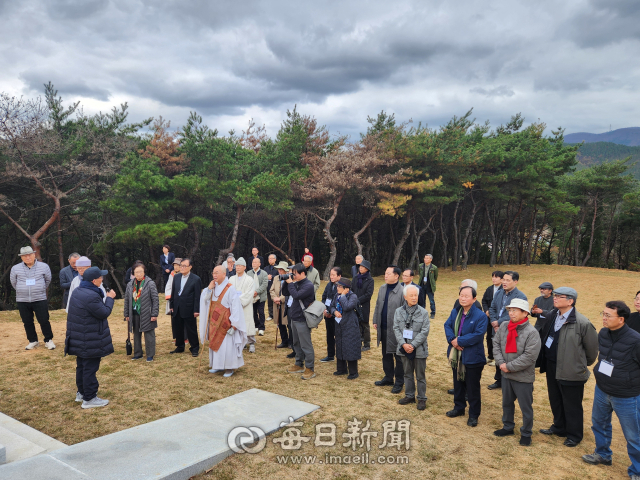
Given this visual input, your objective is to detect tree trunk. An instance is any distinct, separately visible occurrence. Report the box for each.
[485,204,497,267]
[451,201,461,271]
[241,224,295,264]
[409,212,436,271]
[317,194,344,280]
[216,204,243,265]
[439,209,449,268]
[102,255,124,297]
[461,197,480,270]
[353,210,380,256]
[574,206,588,266]
[57,215,64,269]
[582,193,599,267]
[392,212,413,266]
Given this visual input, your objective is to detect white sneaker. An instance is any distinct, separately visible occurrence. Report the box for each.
[25,341,39,350]
[81,396,109,409]
[258,330,265,336]
[45,340,56,350]
[249,344,256,353]
[75,392,84,402]
[223,370,235,377]
[266,317,272,321]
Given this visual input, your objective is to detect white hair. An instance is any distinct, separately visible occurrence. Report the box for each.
[403,284,420,296]
[424,254,433,259]
[304,255,313,261]
[461,279,478,291]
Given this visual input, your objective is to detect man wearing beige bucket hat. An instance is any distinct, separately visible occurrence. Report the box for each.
[10,246,54,350]
[492,298,541,446]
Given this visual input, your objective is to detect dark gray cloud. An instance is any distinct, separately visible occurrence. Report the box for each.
[0,0,638,138]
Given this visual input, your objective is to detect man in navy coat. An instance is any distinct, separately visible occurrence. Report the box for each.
[170,258,202,356]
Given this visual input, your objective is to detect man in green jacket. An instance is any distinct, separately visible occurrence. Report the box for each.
[417,254,438,319]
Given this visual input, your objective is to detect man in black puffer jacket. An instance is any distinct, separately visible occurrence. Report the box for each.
[65,267,116,409]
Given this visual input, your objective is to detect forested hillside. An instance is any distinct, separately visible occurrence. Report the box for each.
[575,142,640,179]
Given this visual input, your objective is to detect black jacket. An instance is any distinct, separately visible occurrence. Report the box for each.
[481,285,499,313]
[352,273,375,322]
[169,273,202,317]
[322,282,338,319]
[594,324,640,398]
[159,252,175,275]
[287,278,315,322]
[264,264,278,289]
[531,294,555,332]
[65,283,115,358]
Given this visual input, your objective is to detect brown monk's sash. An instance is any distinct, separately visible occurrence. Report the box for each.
[208,283,232,352]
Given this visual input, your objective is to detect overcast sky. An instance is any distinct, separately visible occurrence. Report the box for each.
[1,0,638,140]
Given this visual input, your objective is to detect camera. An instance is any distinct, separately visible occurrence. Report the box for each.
[279,273,293,281]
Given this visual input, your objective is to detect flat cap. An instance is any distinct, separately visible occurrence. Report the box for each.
[553,286,577,299]
[538,281,554,289]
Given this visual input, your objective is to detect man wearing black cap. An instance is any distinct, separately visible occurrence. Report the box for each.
[537,286,598,447]
[353,259,374,351]
[531,282,554,333]
[65,267,116,409]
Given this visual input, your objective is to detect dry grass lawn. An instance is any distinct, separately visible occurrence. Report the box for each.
[1,264,638,479]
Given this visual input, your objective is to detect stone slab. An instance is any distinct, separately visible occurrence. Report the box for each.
[0,454,90,480]
[0,412,66,454]
[0,388,319,480]
[0,444,5,465]
[0,425,46,463]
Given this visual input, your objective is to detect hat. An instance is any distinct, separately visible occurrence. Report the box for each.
[505,298,531,314]
[76,256,91,267]
[275,261,289,270]
[173,257,182,265]
[337,278,352,288]
[359,260,371,271]
[83,267,108,282]
[538,281,554,290]
[18,246,35,256]
[553,286,577,300]
[288,264,295,270]
[235,257,247,267]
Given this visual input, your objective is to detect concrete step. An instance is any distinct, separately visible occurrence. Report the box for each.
[0,388,319,480]
[0,413,66,464]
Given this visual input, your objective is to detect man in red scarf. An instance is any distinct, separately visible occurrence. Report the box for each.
[492,298,541,446]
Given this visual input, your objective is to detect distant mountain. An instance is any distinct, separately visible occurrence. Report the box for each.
[573,142,640,179]
[565,127,640,146]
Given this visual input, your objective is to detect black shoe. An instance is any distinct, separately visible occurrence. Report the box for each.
[417,399,426,410]
[276,342,288,349]
[467,417,478,427]
[347,373,359,380]
[333,371,348,376]
[430,312,435,319]
[487,382,501,390]
[375,379,394,386]
[520,436,531,446]
[361,346,371,351]
[170,348,184,354]
[446,409,465,418]
[131,356,143,360]
[582,453,612,466]
[493,428,514,437]
[447,388,455,395]
[398,396,415,405]
[540,428,566,437]
[191,350,199,357]
[320,356,334,362]
[286,351,296,358]
[564,438,579,447]
[391,385,403,394]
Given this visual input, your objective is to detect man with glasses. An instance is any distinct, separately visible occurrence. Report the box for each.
[537,287,598,447]
[169,258,202,356]
[583,301,640,477]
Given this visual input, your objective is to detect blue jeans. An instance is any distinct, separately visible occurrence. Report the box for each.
[426,291,435,314]
[591,385,640,477]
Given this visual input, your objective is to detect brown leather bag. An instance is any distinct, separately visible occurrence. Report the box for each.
[207,284,232,352]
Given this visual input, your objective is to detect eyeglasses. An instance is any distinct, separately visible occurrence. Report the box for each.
[600,312,620,320]
[180,264,191,268]
[553,295,568,299]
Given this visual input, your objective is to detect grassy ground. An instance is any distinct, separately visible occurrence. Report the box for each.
[0,264,638,479]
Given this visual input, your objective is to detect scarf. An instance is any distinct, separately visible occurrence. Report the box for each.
[449,308,466,381]
[356,270,370,289]
[79,280,104,298]
[506,317,528,353]
[132,278,145,314]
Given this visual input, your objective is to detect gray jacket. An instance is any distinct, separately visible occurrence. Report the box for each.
[124,277,159,332]
[247,268,269,303]
[373,283,404,354]
[493,319,541,383]
[393,305,431,358]
[490,287,528,325]
[10,260,51,303]
[306,266,321,293]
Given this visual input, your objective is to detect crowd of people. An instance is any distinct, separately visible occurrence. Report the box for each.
[8,245,640,478]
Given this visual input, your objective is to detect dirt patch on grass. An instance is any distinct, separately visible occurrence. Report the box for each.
[0,264,636,479]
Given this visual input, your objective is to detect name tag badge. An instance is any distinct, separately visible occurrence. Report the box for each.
[26,279,36,286]
[403,329,414,340]
[598,360,614,377]
[545,337,553,348]
[325,298,332,306]
[287,297,293,307]
[423,277,427,283]
[335,316,341,324]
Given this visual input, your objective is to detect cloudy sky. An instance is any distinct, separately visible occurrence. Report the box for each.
[1,0,638,139]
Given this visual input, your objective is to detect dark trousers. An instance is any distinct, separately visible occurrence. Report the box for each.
[494,365,502,384]
[173,315,199,353]
[359,321,371,347]
[425,290,435,314]
[502,377,534,437]
[278,324,290,345]
[337,359,358,375]
[453,363,485,418]
[546,360,585,443]
[17,300,53,343]
[486,321,494,359]
[325,316,335,358]
[253,301,266,331]
[162,273,170,290]
[287,323,294,349]
[381,328,404,386]
[267,294,274,319]
[76,357,101,401]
